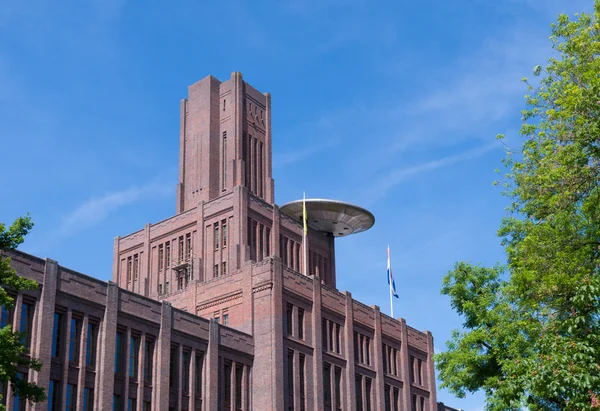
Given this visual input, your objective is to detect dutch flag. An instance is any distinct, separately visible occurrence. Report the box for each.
[387,246,399,299]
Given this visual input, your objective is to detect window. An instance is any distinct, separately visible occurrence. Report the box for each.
[195,353,204,398]
[383,344,398,376]
[299,354,306,411]
[0,304,11,328]
[235,364,243,411]
[115,331,124,374]
[182,351,190,394]
[158,245,164,271]
[223,99,226,111]
[385,385,391,411]
[52,313,63,358]
[13,373,25,411]
[129,335,139,378]
[185,233,192,260]
[259,224,264,261]
[127,398,136,411]
[20,302,33,349]
[287,351,294,411]
[113,395,121,411]
[214,223,219,250]
[286,304,293,336]
[334,367,342,411]
[66,384,76,411]
[420,396,425,411]
[355,375,363,411]
[223,313,229,326]
[393,387,400,411]
[83,388,94,411]
[265,227,271,256]
[133,254,139,280]
[214,264,219,278]
[298,308,304,340]
[143,402,151,411]
[158,284,163,295]
[222,262,227,276]
[86,322,97,367]
[69,317,81,363]
[222,221,227,247]
[169,346,178,388]
[418,358,423,385]
[223,360,232,410]
[178,236,184,263]
[322,319,342,354]
[165,243,171,268]
[323,363,331,411]
[48,380,59,411]
[127,256,132,282]
[412,395,417,411]
[365,378,372,411]
[144,340,154,383]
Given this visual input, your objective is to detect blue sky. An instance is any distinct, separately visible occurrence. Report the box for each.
[0,0,593,409]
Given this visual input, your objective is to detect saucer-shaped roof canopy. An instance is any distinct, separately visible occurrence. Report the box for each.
[280,199,375,237]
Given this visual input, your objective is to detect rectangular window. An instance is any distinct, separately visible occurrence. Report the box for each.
[20,302,33,349]
[222,262,227,276]
[182,351,190,394]
[259,224,264,261]
[129,335,139,378]
[185,233,192,260]
[235,364,243,411]
[365,336,371,365]
[223,313,229,326]
[195,353,204,397]
[418,358,423,385]
[365,377,372,411]
[48,380,59,411]
[334,366,342,411]
[66,384,76,411]
[265,227,271,256]
[287,351,294,411]
[214,223,219,250]
[322,319,328,351]
[355,375,363,411]
[113,395,121,411]
[133,254,139,280]
[214,264,219,278]
[86,322,97,367]
[223,360,232,409]
[385,385,391,411]
[298,308,304,340]
[143,402,151,411]
[299,354,306,411]
[323,364,332,411]
[0,304,11,328]
[222,221,227,248]
[329,321,334,352]
[127,256,132,282]
[412,394,417,411]
[127,398,136,411]
[158,245,164,271]
[178,237,184,263]
[336,324,341,354]
[83,388,94,411]
[69,317,81,363]
[420,396,425,411]
[283,237,288,266]
[115,331,124,374]
[169,346,178,388]
[52,313,63,358]
[286,304,293,336]
[393,387,400,411]
[144,340,154,383]
[165,243,171,268]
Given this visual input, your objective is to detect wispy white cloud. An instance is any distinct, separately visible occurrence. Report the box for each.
[59,182,171,237]
[368,143,499,202]
[274,139,337,168]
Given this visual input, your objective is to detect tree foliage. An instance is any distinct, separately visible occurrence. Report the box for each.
[435,3,600,410]
[0,216,46,410]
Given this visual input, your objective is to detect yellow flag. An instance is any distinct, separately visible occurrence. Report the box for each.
[303,192,308,235]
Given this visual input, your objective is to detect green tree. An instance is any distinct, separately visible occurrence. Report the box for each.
[435,3,600,410]
[0,216,46,410]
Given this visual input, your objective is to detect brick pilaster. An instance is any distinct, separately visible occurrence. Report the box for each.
[96,282,118,410]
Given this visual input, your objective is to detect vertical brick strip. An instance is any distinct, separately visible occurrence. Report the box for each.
[344,292,356,411]
[97,282,118,410]
[154,301,172,410]
[427,331,437,409]
[206,318,219,410]
[312,279,324,410]
[400,318,412,410]
[373,306,385,411]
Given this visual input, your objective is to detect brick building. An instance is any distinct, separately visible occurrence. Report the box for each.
[3,73,446,411]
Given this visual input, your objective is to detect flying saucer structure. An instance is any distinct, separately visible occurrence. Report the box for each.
[280,199,375,237]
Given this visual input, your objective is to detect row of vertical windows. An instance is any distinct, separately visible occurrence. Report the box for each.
[412,394,427,411]
[247,217,271,262]
[222,131,227,191]
[383,344,399,376]
[214,261,227,278]
[308,251,329,281]
[243,132,265,199]
[126,253,140,283]
[285,350,306,411]
[51,311,98,368]
[214,219,228,250]
[214,309,229,326]
[410,356,424,386]
[0,300,35,350]
[355,374,372,411]
[285,304,305,340]
[158,233,192,295]
[280,235,302,272]
[354,332,372,366]
[218,357,245,411]
[384,384,401,411]
[323,362,342,411]
[322,318,342,354]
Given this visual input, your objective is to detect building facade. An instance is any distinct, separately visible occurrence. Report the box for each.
[4,73,444,411]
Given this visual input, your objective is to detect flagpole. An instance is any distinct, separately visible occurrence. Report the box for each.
[388,245,394,318]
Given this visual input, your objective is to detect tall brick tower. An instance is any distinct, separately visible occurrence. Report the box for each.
[111,73,438,411]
